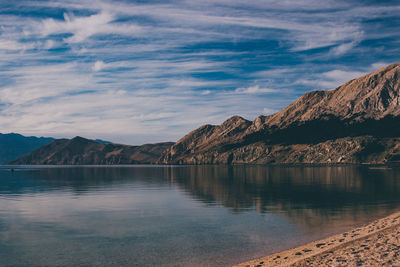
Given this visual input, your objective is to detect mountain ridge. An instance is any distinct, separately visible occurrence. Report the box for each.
[263,63,400,127]
[8,63,400,165]
[9,136,174,165]
[160,62,400,165]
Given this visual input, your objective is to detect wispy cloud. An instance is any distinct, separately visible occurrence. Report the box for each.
[297,62,389,90]
[235,85,280,94]
[0,0,399,144]
[92,60,107,72]
[40,11,142,43]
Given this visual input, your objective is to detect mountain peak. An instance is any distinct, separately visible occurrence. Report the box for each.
[70,136,88,141]
[223,115,248,123]
[160,62,400,165]
[264,62,400,128]
[221,115,251,130]
[369,62,400,77]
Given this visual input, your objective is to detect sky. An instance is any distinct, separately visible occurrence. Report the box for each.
[0,0,399,145]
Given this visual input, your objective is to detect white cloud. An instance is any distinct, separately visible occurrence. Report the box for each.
[0,0,399,144]
[235,85,280,94]
[297,62,386,90]
[0,39,36,51]
[370,62,390,71]
[329,41,358,56]
[40,11,142,43]
[328,30,364,56]
[0,62,114,125]
[250,68,292,78]
[44,39,55,49]
[291,25,363,52]
[0,59,289,144]
[263,107,277,115]
[6,0,400,54]
[169,79,230,88]
[92,60,106,72]
[322,70,365,83]
[29,0,368,52]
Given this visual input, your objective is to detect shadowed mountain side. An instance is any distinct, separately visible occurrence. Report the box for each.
[160,63,400,164]
[160,136,400,165]
[0,133,54,164]
[9,136,174,165]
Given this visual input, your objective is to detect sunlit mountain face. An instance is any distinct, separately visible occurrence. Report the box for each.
[1,0,399,144]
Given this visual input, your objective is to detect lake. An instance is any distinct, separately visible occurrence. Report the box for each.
[1,165,400,266]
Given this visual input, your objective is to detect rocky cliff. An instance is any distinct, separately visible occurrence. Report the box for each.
[9,136,174,165]
[160,63,400,164]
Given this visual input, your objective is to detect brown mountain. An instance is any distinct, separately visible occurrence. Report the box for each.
[160,63,400,164]
[9,136,174,165]
[254,62,400,128]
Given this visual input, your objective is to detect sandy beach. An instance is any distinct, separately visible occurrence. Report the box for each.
[235,211,400,266]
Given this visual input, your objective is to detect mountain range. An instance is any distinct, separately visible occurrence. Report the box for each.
[159,63,400,164]
[9,136,173,165]
[6,62,400,165]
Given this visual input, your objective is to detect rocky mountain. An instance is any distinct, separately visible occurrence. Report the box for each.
[9,136,174,165]
[160,63,400,164]
[0,133,54,164]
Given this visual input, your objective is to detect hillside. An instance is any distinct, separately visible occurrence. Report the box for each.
[160,63,400,164]
[9,136,174,165]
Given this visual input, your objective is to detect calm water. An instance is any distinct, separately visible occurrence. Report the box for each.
[1,165,400,266]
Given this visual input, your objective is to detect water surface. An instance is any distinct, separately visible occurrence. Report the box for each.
[1,165,400,266]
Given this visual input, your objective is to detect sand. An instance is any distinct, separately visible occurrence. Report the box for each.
[235,211,400,267]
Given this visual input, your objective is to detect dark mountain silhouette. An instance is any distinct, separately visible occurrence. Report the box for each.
[0,133,54,164]
[9,136,174,165]
[160,63,400,164]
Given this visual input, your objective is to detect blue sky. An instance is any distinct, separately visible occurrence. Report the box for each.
[0,0,399,144]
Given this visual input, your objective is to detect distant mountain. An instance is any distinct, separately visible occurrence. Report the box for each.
[9,136,174,165]
[0,133,54,164]
[160,63,400,164]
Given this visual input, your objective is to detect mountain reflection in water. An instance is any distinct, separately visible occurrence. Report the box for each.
[1,165,400,266]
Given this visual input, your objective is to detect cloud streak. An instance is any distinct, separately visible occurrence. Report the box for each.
[40,11,142,43]
[235,85,281,94]
[0,0,399,144]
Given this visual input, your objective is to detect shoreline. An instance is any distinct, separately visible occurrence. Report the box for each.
[235,210,400,266]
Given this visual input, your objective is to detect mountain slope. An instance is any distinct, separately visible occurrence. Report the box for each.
[258,62,400,129]
[9,136,174,165]
[160,63,400,164]
[0,133,54,164]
